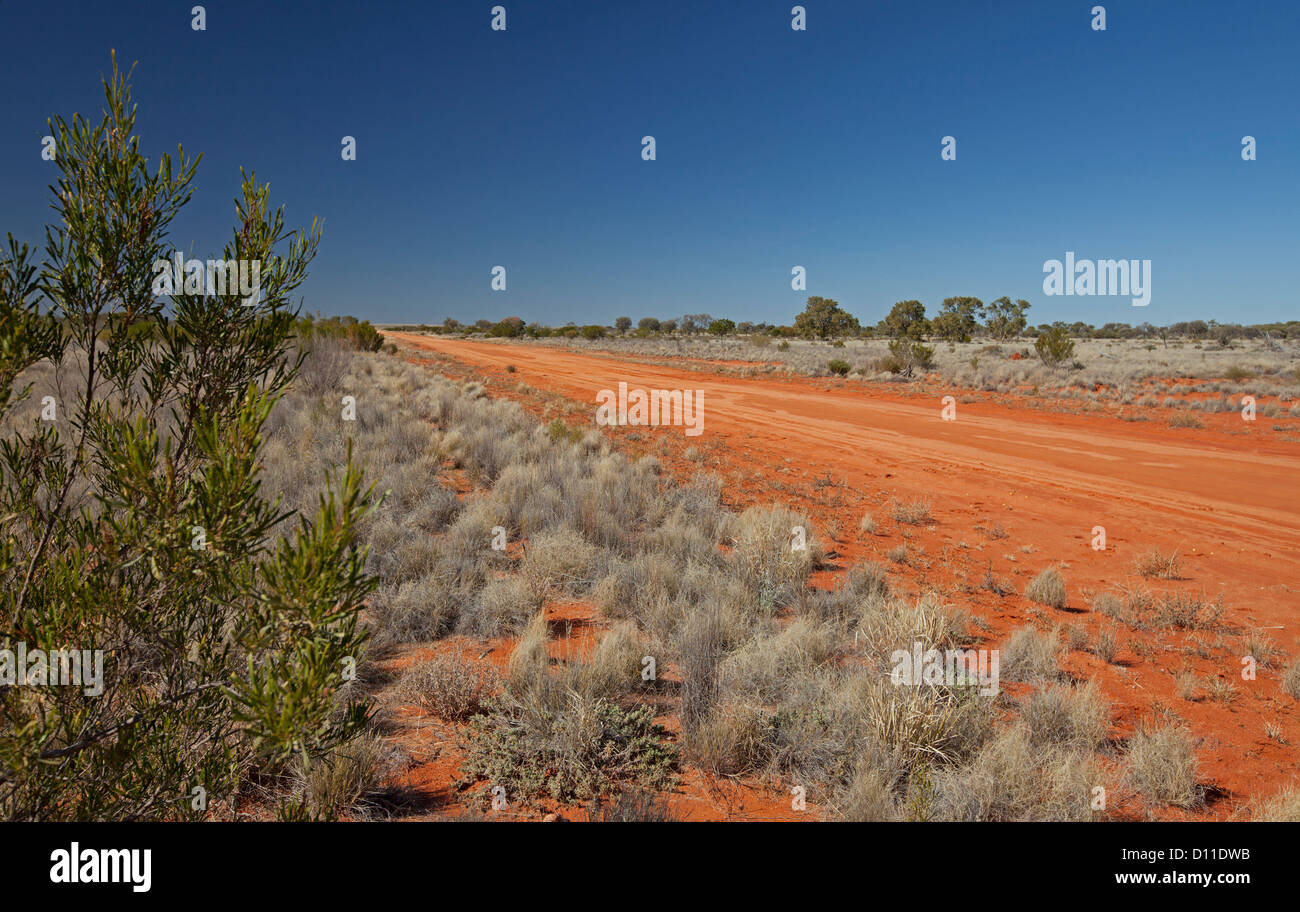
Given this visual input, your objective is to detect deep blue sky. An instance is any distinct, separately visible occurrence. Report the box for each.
[2,1,1296,326]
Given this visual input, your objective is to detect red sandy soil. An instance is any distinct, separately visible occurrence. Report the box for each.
[381,332,1300,821]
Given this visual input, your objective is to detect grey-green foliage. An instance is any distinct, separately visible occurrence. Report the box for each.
[0,55,376,820]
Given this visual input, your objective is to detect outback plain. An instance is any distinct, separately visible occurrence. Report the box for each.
[255,325,1299,822]
[4,5,1299,841]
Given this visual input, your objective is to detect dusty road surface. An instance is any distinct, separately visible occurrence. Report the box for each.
[389,332,1300,816]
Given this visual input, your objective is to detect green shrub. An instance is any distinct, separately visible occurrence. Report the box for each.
[885,339,935,375]
[461,694,675,805]
[1034,327,1075,366]
[297,313,385,351]
[0,57,376,820]
[827,358,850,376]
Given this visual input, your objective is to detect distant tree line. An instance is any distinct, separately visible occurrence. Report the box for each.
[390,302,1299,345]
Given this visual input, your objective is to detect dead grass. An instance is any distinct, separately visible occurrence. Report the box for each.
[890,498,933,525]
[1252,784,1300,821]
[1167,412,1204,429]
[1134,547,1182,580]
[1281,658,1300,700]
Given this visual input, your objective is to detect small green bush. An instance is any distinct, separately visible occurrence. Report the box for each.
[1034,327,1075,366]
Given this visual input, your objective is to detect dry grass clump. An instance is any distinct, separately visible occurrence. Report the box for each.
[806,561,890,624]
[931,726,1099,821]
[1206,677,1238,704]
[1097,586,1225,631]
[730,505,822,611]
[686,701,776,776]
[521,527,603,598]
[852,592,970,665]
[575,622,644,698]
[1093,626,1119,664]
[1242,630,1279,669]
[592,551,679,621]
[1175,669,1202,702]
[1125,722,1200,808]
[1025,567,1067,608]
[1281,657,1300,700]
[398,653,499,721]
[722,617,839,704]
[590,786,677,822]
[1168,412,1204,428]
[1152,592,1224,630]
[855,677,994,772]
[1134,547,1182,579]
[890,498,933,525]
[371,574,460,644]
[459,577,543,637]
[1252,784,1300,821]
[506,611,552,695]
[678,606,729,743]
[290,733,405,821]
[1018,682,1109,750]
[834,764,899,821]
[1092,592,1125,622]
[1001,627,1061,682]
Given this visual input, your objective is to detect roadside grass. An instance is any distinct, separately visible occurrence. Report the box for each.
[259,345,1254,819]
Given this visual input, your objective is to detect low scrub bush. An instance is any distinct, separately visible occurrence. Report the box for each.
[1034,327,1075,366]
[1025,567,1068,608]
[398,654,498,721]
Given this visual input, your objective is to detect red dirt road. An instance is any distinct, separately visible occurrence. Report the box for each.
[392,334,1299,558]
[390,332,1300,816]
